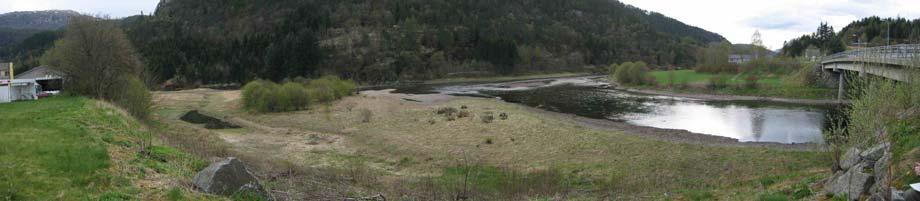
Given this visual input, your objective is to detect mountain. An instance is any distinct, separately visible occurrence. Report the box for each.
[0,10,79,30]
[126,0,726,84]
[0,10,77,50]
[0,10,75,69]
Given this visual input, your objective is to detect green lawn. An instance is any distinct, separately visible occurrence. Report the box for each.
[0,97,213,200]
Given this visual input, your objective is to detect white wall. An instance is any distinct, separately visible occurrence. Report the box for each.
[0,86,10,103]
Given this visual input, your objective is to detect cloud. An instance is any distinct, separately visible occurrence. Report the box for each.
[745,15,810,31]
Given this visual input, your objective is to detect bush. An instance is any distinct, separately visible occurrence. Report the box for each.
[307,75,356,104]
[243,76,355,113]
[115,77,152,119]
[279,82,310,111]
[707,75,730,89]
[609,61,650,85]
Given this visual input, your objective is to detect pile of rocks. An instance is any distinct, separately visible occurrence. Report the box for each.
[824,143,890,200]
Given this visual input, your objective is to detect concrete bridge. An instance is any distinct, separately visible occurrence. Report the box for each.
[820,44,920,99]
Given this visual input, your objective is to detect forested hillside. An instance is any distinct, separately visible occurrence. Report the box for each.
[782,17,920,57]
[123,0,725,85]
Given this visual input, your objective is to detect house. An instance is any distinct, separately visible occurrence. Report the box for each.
[728,54,754,64]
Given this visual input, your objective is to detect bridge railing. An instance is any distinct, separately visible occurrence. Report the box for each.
[823,44,920,67]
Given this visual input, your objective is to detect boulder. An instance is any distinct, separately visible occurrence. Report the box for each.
[861,143,889,162]
[841,148,862,170]
[194,157,270,199]
[826,163,874,200]
[872,151,892,195]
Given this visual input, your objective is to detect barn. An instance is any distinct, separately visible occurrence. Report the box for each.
[0,64,64,103]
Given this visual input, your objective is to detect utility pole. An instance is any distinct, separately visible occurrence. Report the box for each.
[7,63,13,102]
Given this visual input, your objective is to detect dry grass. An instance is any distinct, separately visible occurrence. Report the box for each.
[152,88,830,199]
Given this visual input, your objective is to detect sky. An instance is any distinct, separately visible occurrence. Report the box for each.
[2,0,919,49]
[0,0,159,18]
[620,0,920,50]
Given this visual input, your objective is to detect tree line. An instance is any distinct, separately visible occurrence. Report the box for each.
[782,17,920,57]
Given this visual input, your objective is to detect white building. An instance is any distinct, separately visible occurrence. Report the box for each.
[728,54,754,64]
[0,79,39,103]
[0,65,63,103]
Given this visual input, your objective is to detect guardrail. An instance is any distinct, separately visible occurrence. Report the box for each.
[822,44,920,66]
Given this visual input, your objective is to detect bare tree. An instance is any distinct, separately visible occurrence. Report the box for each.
[41,15,144,100]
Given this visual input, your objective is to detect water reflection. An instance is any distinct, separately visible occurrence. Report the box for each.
[400,77,832,144]
[624,101,826,143]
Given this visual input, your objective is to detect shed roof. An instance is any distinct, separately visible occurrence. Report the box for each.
[16,66,63,80]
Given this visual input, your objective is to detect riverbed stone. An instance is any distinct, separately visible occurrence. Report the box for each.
[826,163,874,200]
[841,147,862,170]
[193,157,269,199]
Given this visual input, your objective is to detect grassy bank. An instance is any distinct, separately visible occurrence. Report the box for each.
[424,72,588,85]
[645,70,835,99]
[0,97,216,200]
[152,88,832,199]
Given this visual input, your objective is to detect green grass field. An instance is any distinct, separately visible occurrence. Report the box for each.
[649,70,783,86]
[647,70,835,99]
[0,97,114,200]
[0,97,214,200]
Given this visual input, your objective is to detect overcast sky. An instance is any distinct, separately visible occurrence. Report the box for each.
[3,0,919,49]
[620,0,920,49]
[0,0,159,18]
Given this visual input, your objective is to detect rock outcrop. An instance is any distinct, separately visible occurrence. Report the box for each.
[194,157,270,200]
[825,143,891,200]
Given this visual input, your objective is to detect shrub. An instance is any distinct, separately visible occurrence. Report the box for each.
[242,76,355,113]
[115,77,152,119]
[707,75,730,89]
[242,80,279,112]
[307,75,356,103]
[279,82,310,110]
[609,61,650,85]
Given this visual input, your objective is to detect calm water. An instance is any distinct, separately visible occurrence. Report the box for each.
[397,77,839,144]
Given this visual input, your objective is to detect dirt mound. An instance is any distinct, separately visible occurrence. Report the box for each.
[180,110,241,129]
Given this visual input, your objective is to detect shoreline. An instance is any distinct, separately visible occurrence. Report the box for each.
[616,86,848,105]
[372,89,823,151]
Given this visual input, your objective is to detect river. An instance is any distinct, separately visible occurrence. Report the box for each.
[394,76,841,144]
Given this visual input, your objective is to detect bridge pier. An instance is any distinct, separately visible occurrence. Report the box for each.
[837,71,846,100]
